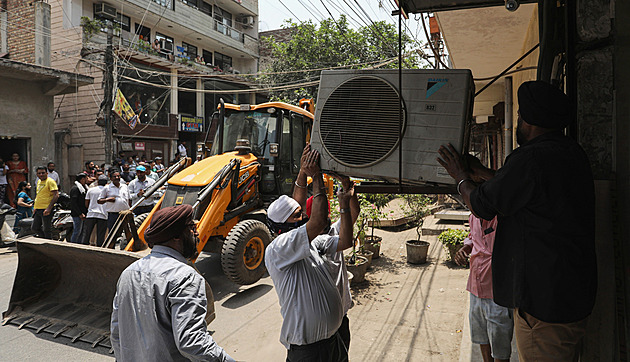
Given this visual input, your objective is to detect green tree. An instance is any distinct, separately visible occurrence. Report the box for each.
[259,16,424,104]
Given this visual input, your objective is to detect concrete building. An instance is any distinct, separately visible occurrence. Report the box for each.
[50,0,261,189]
[0,0,93,194]
[400,0,629,359]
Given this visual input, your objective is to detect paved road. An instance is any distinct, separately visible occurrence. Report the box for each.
[0,218,484,361]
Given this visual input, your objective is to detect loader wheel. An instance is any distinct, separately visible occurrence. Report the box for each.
[221,220,271,285]
[134,212,150,229]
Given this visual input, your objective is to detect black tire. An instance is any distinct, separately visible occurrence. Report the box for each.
[134,212,150,229]
[221,219,272,285]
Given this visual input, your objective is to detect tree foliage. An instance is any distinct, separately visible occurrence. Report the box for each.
[259,16,425,104]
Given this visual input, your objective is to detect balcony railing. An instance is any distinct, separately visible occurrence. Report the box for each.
[214,19,244,43]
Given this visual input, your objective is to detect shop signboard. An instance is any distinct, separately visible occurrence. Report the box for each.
[178,115,204,132]
[135,142,145,151]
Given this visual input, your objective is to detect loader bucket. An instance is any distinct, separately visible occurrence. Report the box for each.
[2,237,143,349]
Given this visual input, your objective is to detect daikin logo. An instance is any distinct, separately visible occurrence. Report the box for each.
[426,78,448,98]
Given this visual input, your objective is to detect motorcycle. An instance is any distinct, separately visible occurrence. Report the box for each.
[0,203,17,247]
[17,192,73,241]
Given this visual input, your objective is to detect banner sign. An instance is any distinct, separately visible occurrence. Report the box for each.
[178,115,204,132]
[113,89,139,130]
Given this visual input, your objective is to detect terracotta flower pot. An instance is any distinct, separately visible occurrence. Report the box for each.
[358,249,374,268]
[346,255,368,284]
[406,240,430,264]
[364,236,382,259]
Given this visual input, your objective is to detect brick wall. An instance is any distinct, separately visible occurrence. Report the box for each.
[259,28,294,57]
[5,0,36,63]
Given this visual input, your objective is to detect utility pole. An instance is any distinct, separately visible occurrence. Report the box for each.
[103,20,114,165]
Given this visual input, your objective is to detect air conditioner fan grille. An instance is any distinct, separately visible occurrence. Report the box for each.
[319,76,405,167]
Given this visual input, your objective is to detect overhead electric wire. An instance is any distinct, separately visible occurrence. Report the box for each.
[420,13,449,69]
[278,0,304,23]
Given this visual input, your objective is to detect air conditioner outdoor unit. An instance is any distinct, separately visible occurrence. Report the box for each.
[310,69,474,186]
[240,15,254,27]
[94,3,117,20]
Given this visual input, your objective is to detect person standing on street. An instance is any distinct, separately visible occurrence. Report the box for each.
[178,141,188,158]
[437,80,597,361]
[47,161,60,187]
[120,164,136,183]
[82,175,108,246]
[128,165,160,215]
[98,170,130,231]
[110,204,234,362]
[265,146,355,361]
[32,166,59,239]
[12,181,33,233]
[291,145,359,352]
[154,156,165,177]
[7,153,27,208]
[0,158,8,205]
[455,214,513,362]
[69,173,89,244]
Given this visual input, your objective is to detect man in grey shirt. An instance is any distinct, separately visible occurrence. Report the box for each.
[110,204,234,362]
[265,146,355,361]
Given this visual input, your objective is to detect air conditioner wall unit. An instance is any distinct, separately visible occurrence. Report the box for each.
[310,69,474,186]
[240,15,254,27]
[94,3,117,20]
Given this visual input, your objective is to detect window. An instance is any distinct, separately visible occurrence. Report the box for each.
[135,23,151,42]
[200,1,212,16]
[156,32,174,53]
[181,42,198,59]
[152,0,173,10]
[181,0,198,8]
[202,49,213,65]
[117,14,131,32]
[213,5,232,36]
[119,62,171,126]
[214,52,232,71]
[213,6,233,27]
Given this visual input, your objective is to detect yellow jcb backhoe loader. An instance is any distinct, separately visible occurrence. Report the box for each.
[2,98,333,349]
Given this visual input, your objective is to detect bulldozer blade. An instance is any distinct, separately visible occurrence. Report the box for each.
[2,237,143,349]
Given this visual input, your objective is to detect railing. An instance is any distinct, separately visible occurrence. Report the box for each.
[152,0,173,10]
[214,19,244,43]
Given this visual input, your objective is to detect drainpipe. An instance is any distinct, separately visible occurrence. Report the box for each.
[504,76,513,160]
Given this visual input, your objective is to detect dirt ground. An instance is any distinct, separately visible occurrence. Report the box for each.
[347,225,470,361]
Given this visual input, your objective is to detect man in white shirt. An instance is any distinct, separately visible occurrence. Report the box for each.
[292,152,360,352]
[127,165,160,216]
[98,170,130,231]
[265,146,355,361]
[47,161,60,186]
[178,141,187,158]
[83,175,108,246]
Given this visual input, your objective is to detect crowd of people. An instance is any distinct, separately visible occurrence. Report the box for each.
[8,152,168,246]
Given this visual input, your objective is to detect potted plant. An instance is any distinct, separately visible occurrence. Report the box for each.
[80,16,104,42]
[330,187,370,280]
[438,228,469,263]
[363,194,392,259]
[402,194,431,264]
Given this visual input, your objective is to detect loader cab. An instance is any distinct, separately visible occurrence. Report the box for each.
[209,104,313,197]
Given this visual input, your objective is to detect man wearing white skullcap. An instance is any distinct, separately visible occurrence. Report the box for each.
[267,195,300,224]
[265,144,355,362]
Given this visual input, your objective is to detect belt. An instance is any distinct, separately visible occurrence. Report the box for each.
[290,332,339,350]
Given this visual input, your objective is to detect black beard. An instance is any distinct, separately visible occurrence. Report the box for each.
[182,231,199,260]
[516,119,526,146]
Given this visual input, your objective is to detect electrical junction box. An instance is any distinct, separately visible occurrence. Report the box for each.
[310,69,474,186]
